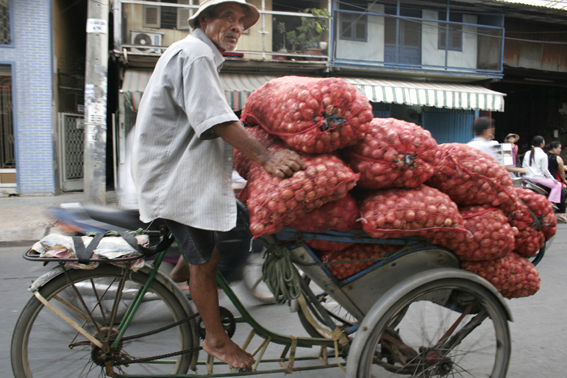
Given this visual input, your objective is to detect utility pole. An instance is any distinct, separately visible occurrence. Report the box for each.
[83,0,109,204]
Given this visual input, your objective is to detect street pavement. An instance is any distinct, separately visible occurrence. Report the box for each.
[1,193,567,376]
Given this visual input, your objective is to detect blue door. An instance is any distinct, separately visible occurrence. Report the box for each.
[422,109,474,144]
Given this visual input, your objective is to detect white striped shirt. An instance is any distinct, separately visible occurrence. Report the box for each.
[132,29,238,231]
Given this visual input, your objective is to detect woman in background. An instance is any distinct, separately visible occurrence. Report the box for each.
[546,140,567,186]
[523,135,566,219]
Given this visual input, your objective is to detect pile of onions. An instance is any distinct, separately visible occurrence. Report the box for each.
[359,185,466,239]
[462,253,540,298]
[241,76,373,154]
[288,194,360,252]
[233,126,278,179]
[344,118,438,189]
[320,243,399,280]
[426,143,517,213]
[244,153,359,237]
[434,205,514,261]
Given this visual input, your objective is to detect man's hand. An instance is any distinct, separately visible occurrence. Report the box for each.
[263,149,305,179]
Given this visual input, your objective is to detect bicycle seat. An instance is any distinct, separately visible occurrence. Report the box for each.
[81,205,152,231]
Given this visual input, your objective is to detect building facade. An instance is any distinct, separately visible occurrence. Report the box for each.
[1,0,567,195]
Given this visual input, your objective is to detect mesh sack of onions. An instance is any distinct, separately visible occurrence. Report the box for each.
[343,118,438,189]
[514,187,557,240]
[244,153,359,237]
[320,243,399,280]
[462,253,540,298]
[240,76,373,154]
[233,125,279,179]
[433,205,514,261]
[507,188,554,257]
[359,185,467,240]
[426,143,517,213]
[287,194,360,252]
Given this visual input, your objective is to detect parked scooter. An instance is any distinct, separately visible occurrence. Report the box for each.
[48,200,273,301]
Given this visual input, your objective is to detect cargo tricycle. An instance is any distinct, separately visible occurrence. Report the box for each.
[10,200,530,377]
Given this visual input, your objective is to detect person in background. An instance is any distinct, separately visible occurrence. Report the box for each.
[131,0,304,369]
[523,136,566,219]
[546,140,567,186]
[504,133,520,168]
[467,117,526,175]
[467,117,499,159]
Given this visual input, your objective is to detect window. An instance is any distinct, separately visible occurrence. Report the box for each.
[0,0,10,44]
[0,65,14,169]
[339,1,367,42]
[438,12,462,51]
[143,0,191,30]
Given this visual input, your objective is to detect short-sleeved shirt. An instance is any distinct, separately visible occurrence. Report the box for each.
[132,28,239,231]
[467,137,499,161]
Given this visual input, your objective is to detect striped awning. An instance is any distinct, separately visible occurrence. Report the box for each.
[346,78,505,112]
[120,70,277,112]
[121,70,505,112]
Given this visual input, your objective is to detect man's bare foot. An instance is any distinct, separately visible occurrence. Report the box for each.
[202,338,255,369]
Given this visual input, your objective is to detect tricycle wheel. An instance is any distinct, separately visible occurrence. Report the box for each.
[352,274,510,377]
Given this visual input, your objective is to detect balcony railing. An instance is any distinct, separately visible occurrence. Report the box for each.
[331,8,504,77]
[115,1,329,62]
[114,1,504,77]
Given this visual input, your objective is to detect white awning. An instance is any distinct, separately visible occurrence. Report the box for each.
[346,78,505,112]
[121,70,505,112]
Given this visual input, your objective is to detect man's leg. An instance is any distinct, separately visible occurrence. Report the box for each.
[190,249,254,369]
[170,256,189,283]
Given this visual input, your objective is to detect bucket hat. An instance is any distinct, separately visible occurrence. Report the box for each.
[505,133,520,142]
[188,0,260,30]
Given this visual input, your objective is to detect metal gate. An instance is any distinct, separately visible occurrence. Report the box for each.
[58,112,84,191]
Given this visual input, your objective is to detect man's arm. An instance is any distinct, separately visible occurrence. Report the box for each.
[213,121,305,178]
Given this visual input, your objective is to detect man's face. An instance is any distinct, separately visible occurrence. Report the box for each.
[483,127,495,140]
[200,4,247,52]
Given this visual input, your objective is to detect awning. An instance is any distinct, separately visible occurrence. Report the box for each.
[120,70,276,112]
[345,78,505,112]
[121,70,505,112]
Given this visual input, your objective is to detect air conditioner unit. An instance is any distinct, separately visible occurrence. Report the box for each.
[131,30,163,54]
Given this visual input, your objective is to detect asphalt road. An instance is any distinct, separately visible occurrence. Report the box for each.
[1,230,567,377]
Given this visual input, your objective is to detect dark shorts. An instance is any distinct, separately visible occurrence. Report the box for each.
[163,219,217,265]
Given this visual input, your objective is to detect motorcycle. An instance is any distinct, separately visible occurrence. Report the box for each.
[48,199,275,302]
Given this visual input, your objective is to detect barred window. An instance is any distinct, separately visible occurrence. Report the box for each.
[0,0,10,45]
[438,12,463,51]
[339,1,367,42]
[143,0,191,30]
[0,65,14,169]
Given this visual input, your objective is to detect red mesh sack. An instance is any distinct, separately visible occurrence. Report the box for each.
[508,188,554,257]
[433,205,514,262]
[320,243,399,280]
[462,253,540,298]
[244,153,359,237]
[288,194,360,252]
[426,143,517,214]
[514,187,557,240]
[359,185,466,239]
[306,240,353,253]
[241,76,373,154]
[233,126,279,179]
[344,118,438,189]
[287,194,360,232]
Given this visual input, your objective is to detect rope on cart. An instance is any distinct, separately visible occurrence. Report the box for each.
[261,244,302,303]
[296,295,348,372]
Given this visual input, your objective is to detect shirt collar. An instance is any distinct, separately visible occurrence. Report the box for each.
[191,28,225,70]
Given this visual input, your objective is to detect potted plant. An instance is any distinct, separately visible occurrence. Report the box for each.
[286,8,330,54]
